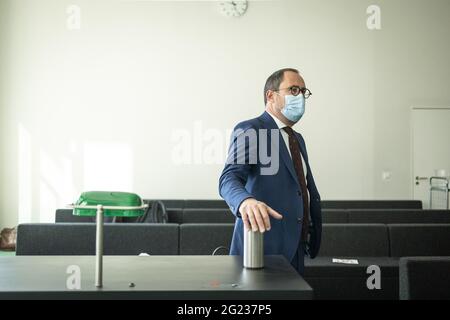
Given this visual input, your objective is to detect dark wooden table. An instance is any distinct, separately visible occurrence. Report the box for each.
[0,255,313,299]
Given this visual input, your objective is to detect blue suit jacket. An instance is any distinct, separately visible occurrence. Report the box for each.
[219,111,322,261]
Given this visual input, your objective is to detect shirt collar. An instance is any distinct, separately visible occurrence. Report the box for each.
[267,110,289,130]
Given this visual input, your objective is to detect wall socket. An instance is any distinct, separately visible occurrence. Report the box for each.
[382,171,392,181]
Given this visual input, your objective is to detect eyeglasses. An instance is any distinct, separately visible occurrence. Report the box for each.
[274,86,312,99]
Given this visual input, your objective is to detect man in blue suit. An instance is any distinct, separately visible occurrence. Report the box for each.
[219,68,322,275]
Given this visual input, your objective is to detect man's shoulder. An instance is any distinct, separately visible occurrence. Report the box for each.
[233,113,266,132]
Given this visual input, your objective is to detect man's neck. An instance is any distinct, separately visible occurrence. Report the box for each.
[265,106,294,127]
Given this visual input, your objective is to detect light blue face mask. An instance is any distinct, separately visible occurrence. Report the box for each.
[277,93,305,123]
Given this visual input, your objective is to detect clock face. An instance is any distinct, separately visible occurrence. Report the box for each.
[219,1,248,17]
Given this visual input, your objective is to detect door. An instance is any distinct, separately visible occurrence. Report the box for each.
[412,108,450,209]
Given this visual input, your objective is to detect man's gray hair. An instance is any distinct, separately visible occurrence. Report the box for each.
[263,68,299,105]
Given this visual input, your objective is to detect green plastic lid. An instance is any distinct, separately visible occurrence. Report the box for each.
[73,191,145,217]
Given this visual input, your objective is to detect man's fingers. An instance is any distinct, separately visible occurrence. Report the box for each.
[251,206,266,233]
[246,208,259,232]
[239,199,281,232]
[267,206,283,219]
[241,212,251,231]
[257,203,271,230]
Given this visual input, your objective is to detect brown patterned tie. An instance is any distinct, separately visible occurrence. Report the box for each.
[283,126,310,243]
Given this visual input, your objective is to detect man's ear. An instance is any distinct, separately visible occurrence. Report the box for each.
[266,90,274,104]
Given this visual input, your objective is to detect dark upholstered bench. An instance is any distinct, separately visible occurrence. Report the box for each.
[305,257,399,300]
[348,209,450,224]
[321,200,422,210]
[399,257,450,300]
[56,207,234,224]
[305,223,450,299]
[143,199,228,209]
[388,224,450,257]
[16,223,179,256]
[318,224,390,257]
[304,224,396,299]
[182,209,235,224]
[179,223,234,255]
[322,209,349,223]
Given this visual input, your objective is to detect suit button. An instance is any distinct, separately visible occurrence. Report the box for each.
[297,217,302,223]
[297,190,301,196]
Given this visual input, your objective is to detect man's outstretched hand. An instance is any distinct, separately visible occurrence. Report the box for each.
[239,198,283,232]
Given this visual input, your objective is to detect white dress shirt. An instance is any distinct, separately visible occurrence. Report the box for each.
[267,111,310,203]
[267,111,308,177]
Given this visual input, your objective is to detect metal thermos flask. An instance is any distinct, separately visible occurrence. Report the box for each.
[243,229,264,269]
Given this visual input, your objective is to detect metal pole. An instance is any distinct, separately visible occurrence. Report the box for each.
[429,180,433,210]
[95,204,104,288]
[446,178,450,210]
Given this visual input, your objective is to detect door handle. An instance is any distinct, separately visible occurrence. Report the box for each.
[415,176,429,185]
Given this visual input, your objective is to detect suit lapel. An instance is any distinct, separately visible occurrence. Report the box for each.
[259,112,300,187]
[259,112,319,196]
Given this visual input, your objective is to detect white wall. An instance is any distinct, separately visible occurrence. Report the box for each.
[1,0,449,227]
